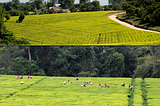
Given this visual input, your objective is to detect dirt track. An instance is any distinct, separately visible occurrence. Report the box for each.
[106,12,160,33]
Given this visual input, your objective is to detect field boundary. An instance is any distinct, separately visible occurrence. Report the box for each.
[141,79,148,106]
[106,12,160,33]
[5,77,47,99]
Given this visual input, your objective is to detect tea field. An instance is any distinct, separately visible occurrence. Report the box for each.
[4,11,160,45]
[145,78,160,106]
[1,75,159,105]
[0,75,132,106]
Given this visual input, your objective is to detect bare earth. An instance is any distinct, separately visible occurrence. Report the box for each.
[106,12,160,33]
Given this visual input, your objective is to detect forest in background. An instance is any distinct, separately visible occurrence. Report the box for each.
[0,46,160,78]
[120,0,160,31]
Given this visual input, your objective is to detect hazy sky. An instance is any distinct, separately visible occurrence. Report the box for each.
[0,0,108,6]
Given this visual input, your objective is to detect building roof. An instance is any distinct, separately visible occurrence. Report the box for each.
[49,7,61,10]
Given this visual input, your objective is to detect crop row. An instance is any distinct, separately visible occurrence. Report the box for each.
[145,78,160,106]
[4,11,160,45]
[1,76,160,105]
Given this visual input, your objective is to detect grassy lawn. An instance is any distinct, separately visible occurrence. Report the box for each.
[0,75,132,106]
[4,11,160,45]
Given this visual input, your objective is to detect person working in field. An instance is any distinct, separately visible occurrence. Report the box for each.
[89,82,93,85]
[76,78,79,81]
[121,83,125,87]
[63,81,66,85]
[20,76,23,79]
[129,85,133,90]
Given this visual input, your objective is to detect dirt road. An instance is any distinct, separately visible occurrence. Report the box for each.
[106,12,160,33]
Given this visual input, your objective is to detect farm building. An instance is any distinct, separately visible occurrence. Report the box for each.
[49,7,61,11]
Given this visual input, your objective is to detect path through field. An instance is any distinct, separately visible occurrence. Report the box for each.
[106,12,160,33]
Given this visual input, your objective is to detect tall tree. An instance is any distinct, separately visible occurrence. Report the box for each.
[0,6,6,38]
[58,0,74,8]
[49,0,58,6]
[80,0,90,4]
[108,0,126,5]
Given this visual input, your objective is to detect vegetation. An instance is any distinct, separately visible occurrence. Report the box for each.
[0,6,29,45]
[0,75,131,105]
[118,0,160,32]
[0,46,160,78]
[16,13,25,23]
[145,78,160,106]
[3,11,160,45]
[1,75,160,105]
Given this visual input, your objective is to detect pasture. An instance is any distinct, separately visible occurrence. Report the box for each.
[4,11,160,45]
[0,75,132,106]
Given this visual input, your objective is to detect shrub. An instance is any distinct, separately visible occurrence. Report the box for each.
[143,14,151,23]
[151,8,160,25]
[57,10,64,13]
[90,72,98,77]
[78,71,90,77]
[23,11,29,15]
[34,69,45,76]
[135,8,142,17]
[16,13,25,23]
[126,6,136,17]
[4,14,10,22]
[69,5,77,12]
[9,10,20,16]
[48,8,54,14]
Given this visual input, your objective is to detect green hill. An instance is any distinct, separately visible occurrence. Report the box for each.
[4,11,160,45]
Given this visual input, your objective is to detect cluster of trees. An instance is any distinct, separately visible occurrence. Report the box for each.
[0,6,29,44]
[123,0,160,25]
[0,0,127,15]
[0,46,160,78]
[70,1,101,12]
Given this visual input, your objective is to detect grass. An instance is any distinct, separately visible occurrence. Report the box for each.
[0,75,132,106]
[145,78,160,106]
[4,11,160,45]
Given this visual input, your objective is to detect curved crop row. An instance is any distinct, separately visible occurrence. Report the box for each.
[4,11,160,45]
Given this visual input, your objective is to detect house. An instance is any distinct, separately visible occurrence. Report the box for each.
[49,7,61,11]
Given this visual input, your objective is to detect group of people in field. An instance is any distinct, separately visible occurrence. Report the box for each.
[63,80,73,85]
[16,75,32,84]
[63,78,134,90]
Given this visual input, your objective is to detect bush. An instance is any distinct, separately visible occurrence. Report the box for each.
[16,13,25,23]
[126,6,136,17]
[9,10,20,16]
[144,14,151,23]
[57,10,64,13]
[151,8,160,25]
[48,8,54,14]
[4,14,10,22]
[23,11,29,15]
[90,72,98,77]
[69,5,77,12]
[34,69,45,76]
[78,71,90,77]
[135,8,142,17]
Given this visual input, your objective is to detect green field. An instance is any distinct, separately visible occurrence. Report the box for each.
[145,78,160,106]
[4,11,160,45]
[0,75,133,106]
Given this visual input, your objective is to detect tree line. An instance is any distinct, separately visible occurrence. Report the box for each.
[0,0,127,15]
[0,46,160,78]
[122,0,160,25]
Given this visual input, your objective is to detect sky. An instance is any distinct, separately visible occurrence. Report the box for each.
[0,0,109,6]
